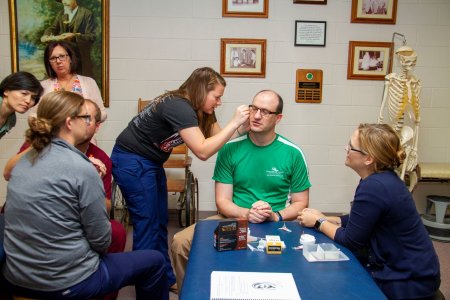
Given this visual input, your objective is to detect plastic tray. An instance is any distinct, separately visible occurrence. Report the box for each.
[303,243,350,262]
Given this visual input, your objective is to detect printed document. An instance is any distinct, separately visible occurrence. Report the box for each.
[210,271,301,300]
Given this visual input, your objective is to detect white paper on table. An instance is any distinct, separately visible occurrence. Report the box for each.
[210,271,301,300]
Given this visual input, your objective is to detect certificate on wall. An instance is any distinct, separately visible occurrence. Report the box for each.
[210,271,301,300]
[295,21,326,47]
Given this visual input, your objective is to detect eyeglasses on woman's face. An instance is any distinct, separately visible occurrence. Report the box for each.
[49,54,69,63]
[73,114,92,125]
[345,141,367,155]
[248,104,278,118]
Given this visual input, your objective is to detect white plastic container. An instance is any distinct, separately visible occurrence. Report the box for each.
[317,243,340,259]
[303,243,346,262]
[299,234,316,245]
[303,243,320,260]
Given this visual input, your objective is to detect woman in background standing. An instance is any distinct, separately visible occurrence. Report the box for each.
[33,40,106,122]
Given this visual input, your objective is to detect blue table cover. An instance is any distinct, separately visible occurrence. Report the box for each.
[180,219,387,300]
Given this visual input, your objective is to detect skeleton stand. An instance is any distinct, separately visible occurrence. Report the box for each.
[378,45,421,191]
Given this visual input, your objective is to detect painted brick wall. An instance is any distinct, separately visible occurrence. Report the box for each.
[1,0,449,212]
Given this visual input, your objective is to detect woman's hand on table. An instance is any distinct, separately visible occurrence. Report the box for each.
[297,208,325,227]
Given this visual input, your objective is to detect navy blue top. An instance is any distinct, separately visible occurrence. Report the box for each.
[335,170,440,299]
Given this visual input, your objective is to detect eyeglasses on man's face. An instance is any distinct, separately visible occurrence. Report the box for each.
[49,54,69,63]
[345,141,367,155]
[73,114,92,125]
[248,104,278,118]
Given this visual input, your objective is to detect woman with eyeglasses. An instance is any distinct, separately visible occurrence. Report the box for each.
[35,40,106,122]
[0,72,43,140]
[298,123,441,300]
[2,91,168,300]
[111,67,249,291]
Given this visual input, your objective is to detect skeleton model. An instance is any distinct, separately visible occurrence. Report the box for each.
[378,46,421,190]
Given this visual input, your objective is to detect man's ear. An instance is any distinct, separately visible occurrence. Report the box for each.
[94,122,100,134]
[275,113,283,124]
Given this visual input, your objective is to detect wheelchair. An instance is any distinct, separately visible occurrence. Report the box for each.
[111,169,199,228]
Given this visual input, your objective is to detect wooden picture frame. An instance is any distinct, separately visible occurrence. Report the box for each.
[222,0,269,18]
[293,0,327,4]
[351,0,397,24]
[295,21,326,47]
[220,38,266,78]
[8,0,110,107]
[347,41,393,80]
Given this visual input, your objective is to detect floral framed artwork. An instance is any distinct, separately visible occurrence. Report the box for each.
[222,0,269,18]
[220,38,266,78]
[351,0,398,24]
[8,0,110,106]
[347,41,393,80]
[293,0,327,4]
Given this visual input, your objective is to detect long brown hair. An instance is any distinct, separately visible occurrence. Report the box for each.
[358,123,405,172]
[26,91,85,156]
[152,67,226,138]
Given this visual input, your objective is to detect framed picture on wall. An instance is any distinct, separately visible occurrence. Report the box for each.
[351,0,398,24]
[295,21,326,46]
[222,0,269,18]
[8,0,110,107]
[293,0,327,4]
[220,38,266,78]
[347,41,393,80]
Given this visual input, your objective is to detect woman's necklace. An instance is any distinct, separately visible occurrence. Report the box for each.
[59,75,75,91]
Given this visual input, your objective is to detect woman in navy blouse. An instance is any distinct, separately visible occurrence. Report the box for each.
[298,123,440,300]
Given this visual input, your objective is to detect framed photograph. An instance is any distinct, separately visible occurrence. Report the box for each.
[295,21,326,47]
[222,0,269,18]
[293,0,327,4]
[220,38,266,78]
[8,0,110,107]
[351,0,397,24]
[347,41,393,80]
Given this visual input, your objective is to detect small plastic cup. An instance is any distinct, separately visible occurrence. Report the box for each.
[299,234,316,245]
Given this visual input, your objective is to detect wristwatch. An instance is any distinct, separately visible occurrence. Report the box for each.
[275,211,283,222]
[314,217,327,231]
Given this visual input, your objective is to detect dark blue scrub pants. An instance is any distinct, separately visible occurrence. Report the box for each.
[0,214,4,263]
[111,145,176,286]
[3,250,168,300]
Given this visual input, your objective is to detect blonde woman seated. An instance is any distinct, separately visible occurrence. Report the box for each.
[2,91,167,300]
[298,123,440,300]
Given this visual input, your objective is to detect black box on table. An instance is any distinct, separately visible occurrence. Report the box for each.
[214,218,248,251]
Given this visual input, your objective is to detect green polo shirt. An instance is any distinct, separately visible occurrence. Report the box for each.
[213,134,311,212]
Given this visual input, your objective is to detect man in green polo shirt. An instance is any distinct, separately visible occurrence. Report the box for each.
[171,90,311,290]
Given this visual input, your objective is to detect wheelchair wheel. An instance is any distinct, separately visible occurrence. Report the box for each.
[111,180,129,228]
[177,171,198,227]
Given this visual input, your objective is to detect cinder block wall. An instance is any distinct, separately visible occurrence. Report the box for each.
[1,0,449,212]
